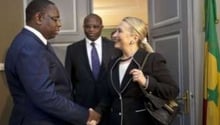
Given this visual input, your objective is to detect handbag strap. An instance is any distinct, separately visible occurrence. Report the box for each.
[139,52,151,91]
[139,53,167,108]
[140,52,152,70]
[140,53,179,110]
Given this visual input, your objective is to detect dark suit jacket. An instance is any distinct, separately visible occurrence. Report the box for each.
[96,48,179,125]
[5,28,88,125]
[65,38,119,124]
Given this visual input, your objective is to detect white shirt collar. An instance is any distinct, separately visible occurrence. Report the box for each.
[85,36,102,69]
[24,25,47,45]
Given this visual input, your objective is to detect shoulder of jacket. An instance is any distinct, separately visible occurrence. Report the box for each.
[68,39,85,48]
[149,52,166,63]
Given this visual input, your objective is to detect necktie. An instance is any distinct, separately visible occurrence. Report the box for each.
[91,42,100,79]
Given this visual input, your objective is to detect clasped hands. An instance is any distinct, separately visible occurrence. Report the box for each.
[87,108,101,125]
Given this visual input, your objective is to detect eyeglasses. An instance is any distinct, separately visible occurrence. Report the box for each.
[48,15,61,23]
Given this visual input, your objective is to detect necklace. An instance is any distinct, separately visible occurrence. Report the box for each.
[120,56,132,62]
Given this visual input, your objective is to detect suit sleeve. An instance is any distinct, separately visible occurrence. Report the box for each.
[16,45,88,124]
[145,53,179,100]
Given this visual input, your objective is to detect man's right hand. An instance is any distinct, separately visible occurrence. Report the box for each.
[87,108,101,125]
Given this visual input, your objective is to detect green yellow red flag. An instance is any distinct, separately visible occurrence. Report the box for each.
[203,0,220,125]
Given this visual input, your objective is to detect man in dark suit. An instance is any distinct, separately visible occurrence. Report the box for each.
[5,0,100,125]
[65,14,119,125]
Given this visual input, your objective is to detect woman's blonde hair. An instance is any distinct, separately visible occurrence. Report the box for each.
[122,17,154,52]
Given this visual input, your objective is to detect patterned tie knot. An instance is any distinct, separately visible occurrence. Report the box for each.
[91,42,95,47]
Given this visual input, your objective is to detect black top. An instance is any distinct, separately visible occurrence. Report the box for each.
[96,48,179,125]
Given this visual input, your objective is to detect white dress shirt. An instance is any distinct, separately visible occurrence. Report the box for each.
[24,25,47,45]
[86,37,102,70]
[119,59,132,85]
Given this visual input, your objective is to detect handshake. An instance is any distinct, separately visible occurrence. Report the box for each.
[87,108,101,125]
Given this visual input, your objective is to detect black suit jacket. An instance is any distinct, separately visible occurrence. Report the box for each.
[5,29,88,125]
[96,48,179,125]
[65,37,120,108]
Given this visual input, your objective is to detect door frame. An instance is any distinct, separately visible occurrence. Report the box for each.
[189,0,204,125]
[147,0,203,125]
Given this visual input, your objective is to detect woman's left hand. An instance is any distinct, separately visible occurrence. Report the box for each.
[130,69,148,88]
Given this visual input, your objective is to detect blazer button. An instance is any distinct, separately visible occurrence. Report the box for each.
[118,112,122,116]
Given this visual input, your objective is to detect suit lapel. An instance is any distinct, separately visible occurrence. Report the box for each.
[101,40,108,69]
[120,49,148,93]
[110,58,121,92]
[45,42,72,89]
[81,40,94,79]
[120,61,135,92]
[98,39,109,79]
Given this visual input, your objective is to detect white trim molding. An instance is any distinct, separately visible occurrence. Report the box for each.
[151,0,181,28]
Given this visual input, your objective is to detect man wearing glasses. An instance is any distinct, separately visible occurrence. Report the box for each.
[65,14,119,125]
[5,0,100,125]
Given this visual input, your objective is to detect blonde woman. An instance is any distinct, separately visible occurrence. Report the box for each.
[95,17,179,125]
